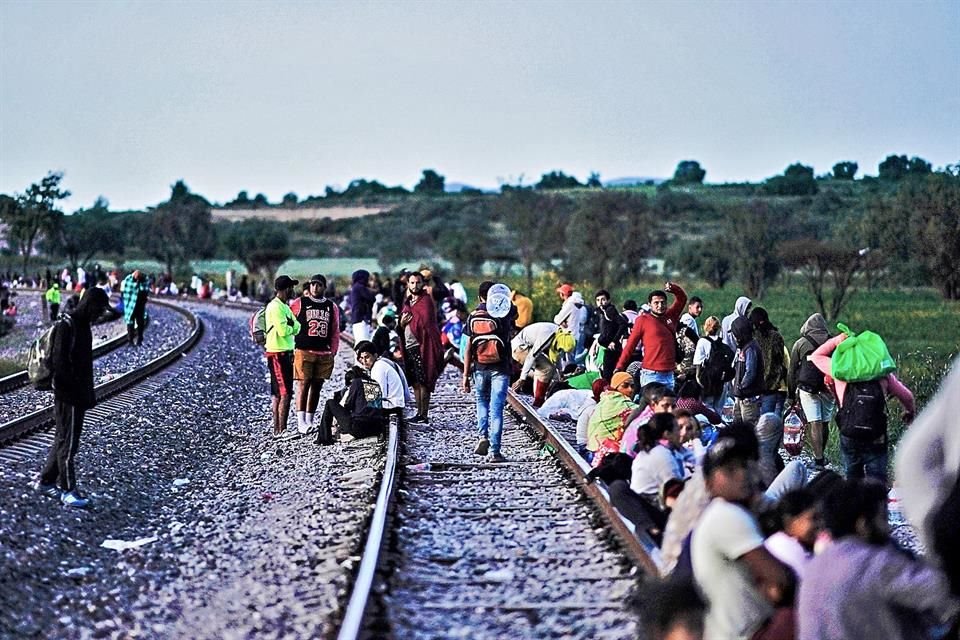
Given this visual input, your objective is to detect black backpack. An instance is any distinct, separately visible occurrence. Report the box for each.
[697,337,734,396]
[836,379,887,441]
[796,361,826,393]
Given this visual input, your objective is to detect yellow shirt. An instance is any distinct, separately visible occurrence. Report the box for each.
[265,297,300,353]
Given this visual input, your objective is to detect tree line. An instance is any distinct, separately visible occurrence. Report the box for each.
[1,154,957,321]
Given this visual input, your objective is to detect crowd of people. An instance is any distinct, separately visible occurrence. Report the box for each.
[22,261,959,637]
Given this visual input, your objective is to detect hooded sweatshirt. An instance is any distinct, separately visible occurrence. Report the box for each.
[52,287,109,409]
[731,316,764,398]
[789,313,830,394]
[722,296,752,352]
[349,269,375,324]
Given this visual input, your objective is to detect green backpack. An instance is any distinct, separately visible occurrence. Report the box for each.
[831,322,896,382]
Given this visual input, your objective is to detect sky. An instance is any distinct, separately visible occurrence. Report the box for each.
[1,0,958,211]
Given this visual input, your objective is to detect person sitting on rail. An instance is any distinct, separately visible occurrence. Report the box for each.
[586,371,638,466]
[630,413,689,510]
[575,378,608,461]
[621,383,677,459]
[315,362,387,446]
[536,387,593,421]
[355,339,408,425]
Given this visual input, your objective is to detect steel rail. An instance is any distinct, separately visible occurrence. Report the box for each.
[0,298,203,445]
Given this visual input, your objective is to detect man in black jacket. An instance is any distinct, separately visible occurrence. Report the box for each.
[32,287,110,507]
[595,289,626,383]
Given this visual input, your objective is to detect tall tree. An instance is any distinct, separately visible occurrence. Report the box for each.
[52,197,125,270]
[726,200,791,298]
[672,160,706,185]
[222,218,291,283]
[1,172,70,273]
[763,163,818,196]
[898,172,960,299]
[142,181,216,277]
[832,161,858,180]
[563,191,657,287]
[414,169,446,195]
[780,239,867,320]
[535,171,582,190]
[495,189,571,292]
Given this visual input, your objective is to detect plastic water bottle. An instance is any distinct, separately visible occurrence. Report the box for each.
[887,488,906,526]
[782,408,804,456]
[406,462,432,472]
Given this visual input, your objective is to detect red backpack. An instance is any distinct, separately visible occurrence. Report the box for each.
[468,310,505,365]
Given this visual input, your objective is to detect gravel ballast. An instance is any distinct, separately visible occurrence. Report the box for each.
[0,303,383,638]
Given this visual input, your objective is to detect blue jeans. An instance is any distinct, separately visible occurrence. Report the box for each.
[840,435,888,484]
[760,392,786,418]
[640,369,674,390]
[473,368,509,454]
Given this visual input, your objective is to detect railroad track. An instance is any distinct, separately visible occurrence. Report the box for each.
[334,368,658,638]
[0,298,203,445]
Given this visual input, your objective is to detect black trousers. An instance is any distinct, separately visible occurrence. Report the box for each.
[316,399,352,445]
[49,303,60,322]
[40,400,85,491]
[128,300,147,345]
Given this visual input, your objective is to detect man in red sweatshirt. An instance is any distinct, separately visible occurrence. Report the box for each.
[615,282,687,391]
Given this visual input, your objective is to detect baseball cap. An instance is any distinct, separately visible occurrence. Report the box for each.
[274,275,298,290]
[556,283,574,297]
[309,274,326,286]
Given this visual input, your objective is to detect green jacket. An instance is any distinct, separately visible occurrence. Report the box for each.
[45,287,61,304]
[265,297,300,353]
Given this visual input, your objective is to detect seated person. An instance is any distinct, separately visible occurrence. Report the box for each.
[763,488,819,582]
[675,378,722,425]
[315,363,387,445]
[586,372,638,461]
[631,413,687,508]
[621,383,677,458]
[537,387,592,421]
[355,339,409,421]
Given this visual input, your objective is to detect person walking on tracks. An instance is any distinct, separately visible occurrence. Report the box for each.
[462,281,514,463]
[399,271,443,423]
[289,274,340,435]
[44,282,61,322]
[31,287,110,507]
[266,275,301,438]
[121,270,149,346]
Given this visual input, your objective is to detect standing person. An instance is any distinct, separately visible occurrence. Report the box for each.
[788,313,833,467]
[730,316,764,425]
[680,296,704,339]
[45,282,61,322]
[694,316,733,415]
[349,269,376,341]
[722,296,753,352]
[749,307,788,418]
[615,282,688,388]
[31,288,110,507]
[289,274,340,435]
[239,274,249,299]
[265,275,301,438]
[554,284,586,369]
[121,270,150,346]
[462,281,514,463]
[399,271,443,423]
[510,289,534,330]
[595,289,627,382]
[809,332,914,483]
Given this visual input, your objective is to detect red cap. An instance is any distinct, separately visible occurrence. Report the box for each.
[556,283,574,297]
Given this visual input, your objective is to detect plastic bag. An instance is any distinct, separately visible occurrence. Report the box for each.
[567,370,600,390]
[831,322,896,382]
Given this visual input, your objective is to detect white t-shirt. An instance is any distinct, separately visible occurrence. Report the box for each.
[693,336,713,366]
[692,498,772,640]
[630,444,683,498]
[370,358,406,409]
[764,531,811,581]
[680,312,700,338]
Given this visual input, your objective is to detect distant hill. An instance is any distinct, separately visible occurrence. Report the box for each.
[603,176,666,187]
